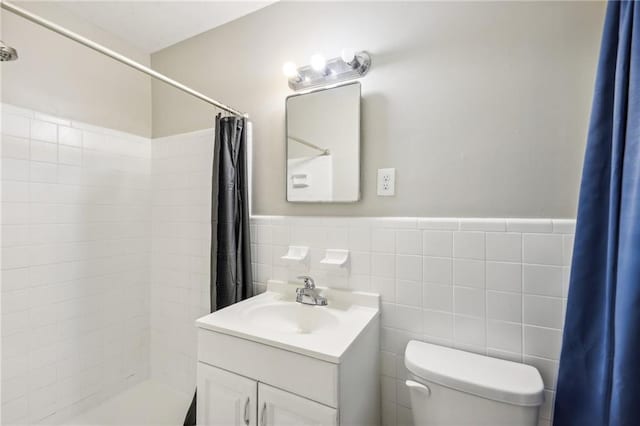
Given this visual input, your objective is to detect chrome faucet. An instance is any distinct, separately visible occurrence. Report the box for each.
[295,275,328,306]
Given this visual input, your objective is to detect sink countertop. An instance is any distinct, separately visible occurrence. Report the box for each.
[195,280,380,363]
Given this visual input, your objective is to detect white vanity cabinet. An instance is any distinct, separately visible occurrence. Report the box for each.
[197,363,338,426]
[195,280,380,426]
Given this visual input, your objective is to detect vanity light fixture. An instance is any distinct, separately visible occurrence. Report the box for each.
[282,49,371,91]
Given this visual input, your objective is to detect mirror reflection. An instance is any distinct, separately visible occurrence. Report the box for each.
[286,82,361,202]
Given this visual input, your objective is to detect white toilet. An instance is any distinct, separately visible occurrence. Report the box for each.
[404,341,544,426]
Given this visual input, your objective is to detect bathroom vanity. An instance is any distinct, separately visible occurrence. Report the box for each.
[195,280,380,426]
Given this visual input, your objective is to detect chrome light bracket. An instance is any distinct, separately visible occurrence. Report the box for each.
[288,51,371,91]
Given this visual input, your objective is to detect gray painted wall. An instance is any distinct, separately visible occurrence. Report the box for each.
[1,2,152,136]
[150,1,604,218]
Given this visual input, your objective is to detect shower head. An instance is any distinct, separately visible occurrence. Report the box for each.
[0,41,18,61]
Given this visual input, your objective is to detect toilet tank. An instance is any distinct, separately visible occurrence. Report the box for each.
[404,341,544,426]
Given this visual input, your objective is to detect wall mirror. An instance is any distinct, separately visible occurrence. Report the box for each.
[286,82,361,202]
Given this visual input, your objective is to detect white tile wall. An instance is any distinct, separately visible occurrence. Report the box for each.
[1,104,152,424]
[250,216,575,426]
[2,106,575,426]
[149,129,214,396]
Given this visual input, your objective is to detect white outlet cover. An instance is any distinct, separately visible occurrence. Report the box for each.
[377,168,395,196]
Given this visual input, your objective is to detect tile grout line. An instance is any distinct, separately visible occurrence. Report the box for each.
[484,230,488,355]
[521,231,526,363]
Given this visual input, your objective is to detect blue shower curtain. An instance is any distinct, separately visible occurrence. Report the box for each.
[554,2,640,425]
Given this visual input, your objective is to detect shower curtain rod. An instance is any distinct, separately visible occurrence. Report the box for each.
[0,0,247,118]
[288,135,330,155]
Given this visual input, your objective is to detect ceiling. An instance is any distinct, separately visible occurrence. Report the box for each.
[55,1,276,54]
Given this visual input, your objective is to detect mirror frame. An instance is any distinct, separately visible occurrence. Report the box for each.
[285,81,361,203]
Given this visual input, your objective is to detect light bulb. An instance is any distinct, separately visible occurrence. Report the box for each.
[341,48,356,65]
[310,53,326,72]
[282,62,298,78]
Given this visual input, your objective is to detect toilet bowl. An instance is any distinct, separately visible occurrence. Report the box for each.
[404,341,544,426]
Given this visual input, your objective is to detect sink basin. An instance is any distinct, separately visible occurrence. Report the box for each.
[195,280,380,362]
[242,302,340,334]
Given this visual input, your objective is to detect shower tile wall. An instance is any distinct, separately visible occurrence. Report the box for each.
[1,104,152,424]
[149,129,214,396]
[250,215,575,426]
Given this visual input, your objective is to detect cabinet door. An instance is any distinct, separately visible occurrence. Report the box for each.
[197,362,257,426]
[257,383,338,426]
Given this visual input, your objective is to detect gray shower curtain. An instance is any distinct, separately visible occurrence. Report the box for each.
[210,114,254,309]
[184,114,253,426]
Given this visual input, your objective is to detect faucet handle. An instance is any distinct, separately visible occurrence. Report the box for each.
[297,275,315,289]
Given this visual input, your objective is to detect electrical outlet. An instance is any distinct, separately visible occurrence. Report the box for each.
[377,168,395,196]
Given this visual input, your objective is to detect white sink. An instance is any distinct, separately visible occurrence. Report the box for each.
[242,301,340,334]
[195,280,381,425]
[195,280,380,362]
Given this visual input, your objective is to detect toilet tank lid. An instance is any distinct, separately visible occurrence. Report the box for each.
[404,341,544,407]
